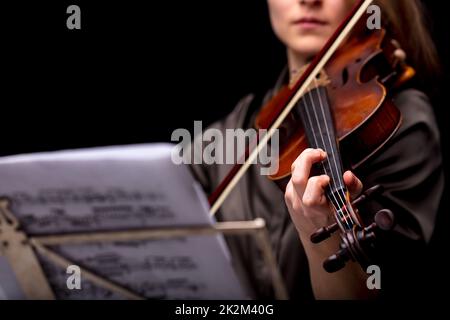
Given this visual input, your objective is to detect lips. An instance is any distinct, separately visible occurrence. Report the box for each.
[293,17,327,25]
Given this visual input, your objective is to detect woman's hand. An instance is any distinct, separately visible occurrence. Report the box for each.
[285,148,363,239]
[284,148,373,299]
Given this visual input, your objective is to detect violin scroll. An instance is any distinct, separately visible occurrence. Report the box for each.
[310,184,396,273]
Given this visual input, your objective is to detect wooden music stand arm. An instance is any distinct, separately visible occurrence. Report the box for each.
[0,198,55,299]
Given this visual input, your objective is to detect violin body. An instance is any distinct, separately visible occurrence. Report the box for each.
[255,29,412,183]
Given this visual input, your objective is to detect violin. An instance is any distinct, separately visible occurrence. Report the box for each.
[208,0,415,272]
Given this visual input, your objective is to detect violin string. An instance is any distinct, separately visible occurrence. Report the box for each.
[304,90,350,230]
[302,95,345,226]
[312,77,355,227]
[303,87,352,229]
[310,79,354,229]
[304,86,352,230]
[310,77,355,227]
[306,77,354,228]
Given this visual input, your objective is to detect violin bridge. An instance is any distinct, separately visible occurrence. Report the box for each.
[290,66,331,93]
[307,69,331,92]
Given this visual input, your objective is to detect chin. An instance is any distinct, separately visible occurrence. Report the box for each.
[288,36,327,59]
[290,42,324,59]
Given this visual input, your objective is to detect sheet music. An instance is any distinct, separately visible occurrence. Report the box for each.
[0,144,248,299]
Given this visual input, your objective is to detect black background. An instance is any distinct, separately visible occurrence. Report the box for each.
[2,0,450,302]
[3,0,286,152]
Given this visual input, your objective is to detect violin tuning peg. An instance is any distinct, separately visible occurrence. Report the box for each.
[351,184,384,207]
[374,209,395,231]
[323,248,350,273]
[360,224,377,243]
[363,184,384,197]
[310,222,339,244]
[351,195,364,207]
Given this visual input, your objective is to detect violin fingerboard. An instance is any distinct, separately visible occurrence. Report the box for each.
[296,86,352,224]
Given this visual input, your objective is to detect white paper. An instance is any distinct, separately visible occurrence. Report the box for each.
[0,144,248,299]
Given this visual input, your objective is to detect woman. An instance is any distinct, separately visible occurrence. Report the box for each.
[188,0,443,299]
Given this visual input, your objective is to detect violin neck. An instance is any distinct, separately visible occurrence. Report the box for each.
[296,86,356,229]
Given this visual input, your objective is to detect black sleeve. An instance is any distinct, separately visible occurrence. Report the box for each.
[354,89,444,298]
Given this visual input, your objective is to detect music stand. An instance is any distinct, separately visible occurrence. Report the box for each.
[0,198,288,300]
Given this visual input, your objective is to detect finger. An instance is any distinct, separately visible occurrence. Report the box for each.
[302,175,330,208]
[343,171,363,199]
[291,148,327,199]
[285,179,302,215]
[284,179,294,207]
